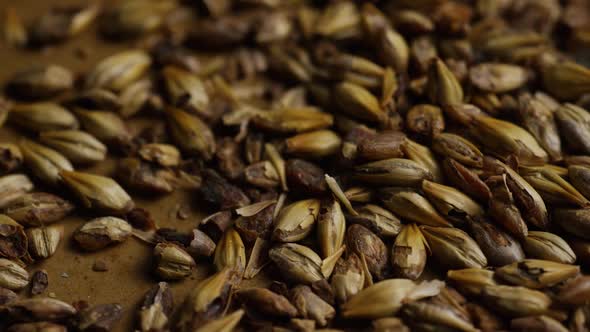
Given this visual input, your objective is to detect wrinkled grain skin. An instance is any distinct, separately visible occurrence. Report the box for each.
[486,175,528,239]
[235,202,275,243]
[0,220,28,260]
[346,224,388,280]
[30,270,48,295]
[357,131,406,161]
[406,105,445,139]
[518,94,562,162]
[570,165,590,200]
[468,220,524,267]
[238,288,298,318]
[554,209,590,240]
[286,159,327,194]
[117,158,175,194]
[199,169,250,210]
[442,158,491,202]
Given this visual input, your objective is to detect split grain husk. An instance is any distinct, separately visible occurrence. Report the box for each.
[467,219,524,267]
[523,231,577,264]
[0,215,27,260]
[380,187,451,227]
[495,259,580,289]
[331,253,365,304]
[154,242,196,280]
[74,303,123,332]
[290,285,336,327]
[317,200,346,258]
[346,224,388,280]
[273,199,320,243]
[432,133,483,168]
[138,144,180,168]
[391,224,428,280]
[341,279,444,319]
[402,139,443,183]
[354,158,433,187]
[73,217,132,251]
[27,225,63,259]
[4,192,73,227]
[176,269,234,331]
[138,282,174,332]
[447,268,496,296]
[421,226,487,269]
[0,258,28,290]
[422,180,484,224]
[214,227,246,275]
[269,243,324,285]
[162,66,209,116]
[405,104,444,139]
[346,204,401,238]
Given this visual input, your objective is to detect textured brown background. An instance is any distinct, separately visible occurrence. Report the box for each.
[0,1,262,330]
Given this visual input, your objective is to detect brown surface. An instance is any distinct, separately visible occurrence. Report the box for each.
[0,1,263,330]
